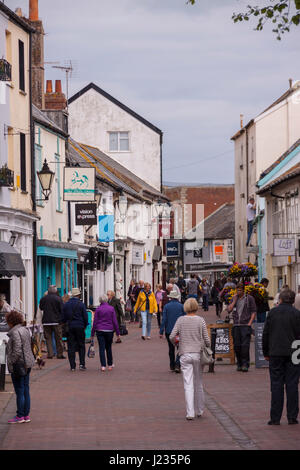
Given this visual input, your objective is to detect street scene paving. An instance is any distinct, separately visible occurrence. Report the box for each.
[1,308,299,451]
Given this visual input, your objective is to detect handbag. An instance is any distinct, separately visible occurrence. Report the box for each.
[12,331,28,377]
[120,323,128,336]
[87,340,95,358]
[125,299,132,312]
[200,323,214,366]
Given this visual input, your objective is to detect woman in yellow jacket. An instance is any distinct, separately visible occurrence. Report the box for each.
[134,282,158,340]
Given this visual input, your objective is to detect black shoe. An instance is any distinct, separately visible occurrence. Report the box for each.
[175,366,181,374]
[79,365,86,371]
[170,366,175,372]
[268,420,280,425]
[141,336,145,340]
[236,366,242,372]
[57,355,66,359]
[288,419,298,425]
[241,366,248,372]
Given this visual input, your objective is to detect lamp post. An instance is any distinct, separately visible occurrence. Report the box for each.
[37,159,55,202]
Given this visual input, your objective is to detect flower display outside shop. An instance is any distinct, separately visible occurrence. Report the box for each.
[220,283,267,307]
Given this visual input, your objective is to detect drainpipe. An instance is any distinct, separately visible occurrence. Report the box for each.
[29,31,38,319]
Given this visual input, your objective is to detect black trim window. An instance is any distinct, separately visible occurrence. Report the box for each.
[18,39,25,92]
[20,133,26,191]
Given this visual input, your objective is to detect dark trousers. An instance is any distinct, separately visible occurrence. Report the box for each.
[11,369,31,418]
[232,325,252,368]
[166,333,180,369]
[202,294,209,311]
[215,301,223,317]
[269,356,300,423]
[157,312,161,328]
[96,331,114,367]
[67,327,86,369]
[246,220,254,246]
[44,324,64,358]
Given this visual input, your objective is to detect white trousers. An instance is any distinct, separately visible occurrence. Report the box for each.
[180,353,205,418]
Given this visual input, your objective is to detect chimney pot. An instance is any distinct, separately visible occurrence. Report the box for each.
[46,80,53,94]
[289,78,293,89]
[55,80,62,94]
[15,8,23,17]
[29,0,39,21]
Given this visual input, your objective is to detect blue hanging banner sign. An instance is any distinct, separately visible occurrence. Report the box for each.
[98,215,115,242]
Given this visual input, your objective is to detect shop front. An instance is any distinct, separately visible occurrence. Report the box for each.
[36,241,78,304]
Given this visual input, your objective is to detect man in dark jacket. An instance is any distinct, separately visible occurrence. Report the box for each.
[107,290,124,343]
[62,287,89,371]
[160,290,185,372]
[263,288,300,425]
[226,283,257,372]
[39,286,65,359]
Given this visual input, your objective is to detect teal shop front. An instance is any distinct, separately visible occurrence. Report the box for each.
[37,245,78,305]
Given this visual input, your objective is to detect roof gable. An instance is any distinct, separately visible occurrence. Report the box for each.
[68,82,163,136]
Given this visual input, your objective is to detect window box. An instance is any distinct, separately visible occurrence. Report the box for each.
[0,59,12,82]
[0,165,14,187]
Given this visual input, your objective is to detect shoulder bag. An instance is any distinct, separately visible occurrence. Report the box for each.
[12,331,28,377]
[200,320,214,366]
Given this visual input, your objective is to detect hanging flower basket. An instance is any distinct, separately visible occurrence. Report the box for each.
[0,59,12,81]
[227,262,258,281]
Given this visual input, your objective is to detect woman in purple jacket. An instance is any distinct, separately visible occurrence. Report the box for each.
[91,294,121,371]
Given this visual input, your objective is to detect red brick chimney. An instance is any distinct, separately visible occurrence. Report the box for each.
[44,79,67,110]
[29,0,39,21]
[24,0,45,109]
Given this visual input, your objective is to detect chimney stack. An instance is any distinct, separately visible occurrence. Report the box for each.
[289,78,293,89]
[240,113,244,129]
[29,0,39,21]
[45,79,67,110]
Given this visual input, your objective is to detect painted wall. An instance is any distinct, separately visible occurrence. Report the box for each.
[35,124,68,243]
[6,19,32,213]
[68,88,162,192]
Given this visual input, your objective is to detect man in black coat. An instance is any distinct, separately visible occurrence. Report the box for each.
[263,288,300,425]
[107,290,124,343]
[39,286,65,359]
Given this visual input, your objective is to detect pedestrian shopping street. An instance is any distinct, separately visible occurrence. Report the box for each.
[0,306,299,451]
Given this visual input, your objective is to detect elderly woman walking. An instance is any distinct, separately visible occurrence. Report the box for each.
[134,282,158,340]
[170,298,211,420]
[5,311,35,424]
[91,295,121,371]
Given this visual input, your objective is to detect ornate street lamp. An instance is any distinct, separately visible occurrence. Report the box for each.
[37,159,55,202]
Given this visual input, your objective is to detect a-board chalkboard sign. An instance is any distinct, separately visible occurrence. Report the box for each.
[254,323,269,368]
[207,323,235,364]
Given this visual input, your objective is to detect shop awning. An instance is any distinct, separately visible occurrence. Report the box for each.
[0,242,26,277]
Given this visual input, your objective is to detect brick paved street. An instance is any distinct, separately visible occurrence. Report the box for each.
[0,307,300,450]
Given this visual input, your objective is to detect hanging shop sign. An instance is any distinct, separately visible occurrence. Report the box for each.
[98,215,115,242]
[132,244,144,266]
[75,203,97,226]
[64,167,95,202]
[167,241,180,258]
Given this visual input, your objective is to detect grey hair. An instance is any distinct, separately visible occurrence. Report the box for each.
[48,285,58,294]
[99,294,108,304]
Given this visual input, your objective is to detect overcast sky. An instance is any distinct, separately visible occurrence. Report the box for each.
[5,0,300,185]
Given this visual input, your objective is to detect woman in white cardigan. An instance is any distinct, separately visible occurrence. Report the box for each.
[170,297,211,420]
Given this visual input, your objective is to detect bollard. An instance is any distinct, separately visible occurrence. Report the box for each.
[208,328,217,373]
[0,341,6,391]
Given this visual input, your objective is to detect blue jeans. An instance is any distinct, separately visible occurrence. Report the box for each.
[257,312,267,323]
[96,331,114,367]
[202,294,209,311]
[11,369,31,418]
[246,220,254,246]
[141,310,152,337]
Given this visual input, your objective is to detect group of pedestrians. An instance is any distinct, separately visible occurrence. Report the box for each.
[4,276,300,427]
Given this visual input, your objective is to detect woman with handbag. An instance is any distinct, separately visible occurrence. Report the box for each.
[5,310,35,424]
[169,298,211,421]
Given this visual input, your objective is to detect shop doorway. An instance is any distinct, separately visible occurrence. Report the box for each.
[0,279,11,304]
